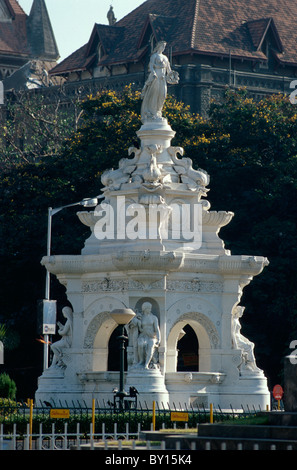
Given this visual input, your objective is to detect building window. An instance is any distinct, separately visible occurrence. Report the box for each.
[97,44,105,73]
[149,34,156,53]
[98,44,102,62]
[259,41,269,69]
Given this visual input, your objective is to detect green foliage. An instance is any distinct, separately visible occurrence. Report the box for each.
[191,89,297,384]
[0,324,19,351]
[0,373,17,400]
[0,408,205,435]
[0,89,80,166]
[62,86,141,173]
[0,324,5,342]
[0,398,18,408]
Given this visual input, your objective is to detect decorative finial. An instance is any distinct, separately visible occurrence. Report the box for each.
[107,5,116,25]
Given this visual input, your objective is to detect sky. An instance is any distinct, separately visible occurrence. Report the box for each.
[18,0,145,62]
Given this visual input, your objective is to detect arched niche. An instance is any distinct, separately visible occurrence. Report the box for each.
[108,325,128,371]
[166,312,219,373]
[177,324,199,372]
[83,297,128,372]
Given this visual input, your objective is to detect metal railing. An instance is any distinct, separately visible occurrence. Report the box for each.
[0,400,269,450]
[0,421,144,450]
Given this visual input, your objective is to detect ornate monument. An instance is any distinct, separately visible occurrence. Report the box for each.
[36,42,270,409]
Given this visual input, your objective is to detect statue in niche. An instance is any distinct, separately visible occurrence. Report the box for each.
[141,41,179,123]
[50,306,73,369]
[231,306,261,375]
[126,302,161,370]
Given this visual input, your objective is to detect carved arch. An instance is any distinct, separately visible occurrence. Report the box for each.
[166,297,220,373]
[166,312,219,373]
[168,312,220,350]
[83,297,128,371]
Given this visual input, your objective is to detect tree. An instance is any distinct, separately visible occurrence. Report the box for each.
[0,373,17,400]
[186,89,297,385]
[0,84,84,167]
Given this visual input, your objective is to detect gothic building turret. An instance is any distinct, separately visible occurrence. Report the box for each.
[0,0,59,85]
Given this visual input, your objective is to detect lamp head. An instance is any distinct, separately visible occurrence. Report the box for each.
[110,308,136,325]
[80,198,98,208]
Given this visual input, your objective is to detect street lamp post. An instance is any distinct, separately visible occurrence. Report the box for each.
[43,196,101,370]
[110,308,136,410]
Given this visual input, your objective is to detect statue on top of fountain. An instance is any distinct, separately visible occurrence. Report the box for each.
[96,40,210,216]
[141,41,179,124]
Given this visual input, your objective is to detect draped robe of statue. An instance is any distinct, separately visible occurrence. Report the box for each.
[141,41,179,122]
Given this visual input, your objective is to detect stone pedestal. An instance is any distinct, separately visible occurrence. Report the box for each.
[125,369,169,407]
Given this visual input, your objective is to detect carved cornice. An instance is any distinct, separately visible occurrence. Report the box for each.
[166,279,223,293]
[111,250,183,271]
[81,279,144,293]
[41,252,268,278]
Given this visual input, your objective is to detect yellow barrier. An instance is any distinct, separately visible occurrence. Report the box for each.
[49,409,70,419]
[152,401,156,431]
[210,403,213,423]
[170,411,189,422]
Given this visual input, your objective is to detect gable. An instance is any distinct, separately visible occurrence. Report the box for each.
[246,18,283,53]
[138,14,177,49]
[87,24,125,58]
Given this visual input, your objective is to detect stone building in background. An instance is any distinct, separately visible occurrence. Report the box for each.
[49,0,297,116]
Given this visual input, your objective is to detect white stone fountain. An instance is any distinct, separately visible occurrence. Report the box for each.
[35,41,270,410]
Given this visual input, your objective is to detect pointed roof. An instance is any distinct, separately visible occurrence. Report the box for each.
[27,0,59,60]
[137,13,177,49]
[50,0,297,76]
[0,0,28,56]
[87,23,125,57]
[0,0,59,61]
[51,43,96,74]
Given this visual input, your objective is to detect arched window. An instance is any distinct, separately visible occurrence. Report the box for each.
[107,325,128,371]
[149,34,156,53]
[98,44,103,63]
[97,44,106,74]
[177,324,199,371]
